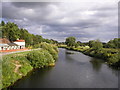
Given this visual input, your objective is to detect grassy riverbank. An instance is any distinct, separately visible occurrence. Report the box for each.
[58,45,120,69]
[2,43,58,89]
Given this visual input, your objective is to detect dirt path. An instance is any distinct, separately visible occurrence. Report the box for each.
[12,61,22,75]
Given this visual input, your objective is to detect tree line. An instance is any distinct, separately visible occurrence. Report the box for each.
[63,36,120,69]
[65,36,120,49]
[1,21,119,49]
[0,21,58,47]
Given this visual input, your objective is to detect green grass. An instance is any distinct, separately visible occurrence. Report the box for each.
[2,53,33,88]
[2,43,59,89]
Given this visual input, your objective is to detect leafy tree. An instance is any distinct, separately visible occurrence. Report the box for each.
[89,40,95,48]
[35,35,43,43]
[50,39,58,44]
[2,22,20,41]
[1,21,5,26]
[65,36,76,47]
[74,43,79,48]
[89,40,103,50]
[105,38,120,48]
[77,41,82,46]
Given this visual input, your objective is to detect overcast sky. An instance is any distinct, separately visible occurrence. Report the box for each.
[1,0,119,42]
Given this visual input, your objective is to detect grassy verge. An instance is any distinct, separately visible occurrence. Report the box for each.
[58,45,120,69]
[2,43,58,89]
[2,51,33,89]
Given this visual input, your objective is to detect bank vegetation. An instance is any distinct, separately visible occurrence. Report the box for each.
[2,43,58,89]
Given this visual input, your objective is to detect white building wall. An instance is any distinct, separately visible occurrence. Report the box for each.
[14,42,25,46]
[0,44,9,50]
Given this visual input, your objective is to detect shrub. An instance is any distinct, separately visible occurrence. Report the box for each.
[26,50,55,68]
[108,53,120,65]
[39,42,58,61]
[33,44,40,48]
[52,45,59,53]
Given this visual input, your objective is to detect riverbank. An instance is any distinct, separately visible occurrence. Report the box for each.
[2,43,58,89]
[58,45,120,69]
[11,48,118,88]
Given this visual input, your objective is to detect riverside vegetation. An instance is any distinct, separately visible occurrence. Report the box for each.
[0,21,59,89]
[2,42,58,89]
[58,37,120,69]
[1,21,120,89]
[0,21,58,47]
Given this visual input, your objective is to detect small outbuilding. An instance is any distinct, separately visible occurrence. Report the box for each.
[0,38,26,51]
[14,39,25,49]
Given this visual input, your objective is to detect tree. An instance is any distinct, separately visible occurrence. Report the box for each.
[89,40,103,50]
[3,22,20,41]
[105,38,120,48]
[77,41,82,46]
[65,37,76,47]
[89,40,95,48]
[50,39,58,44]
[74,43,79,48]
[1,21,5,26]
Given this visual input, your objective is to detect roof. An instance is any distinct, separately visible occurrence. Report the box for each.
[14,40,25,42]
[0,38,10,44]
[7,43,18,46]
[0,44,9,47]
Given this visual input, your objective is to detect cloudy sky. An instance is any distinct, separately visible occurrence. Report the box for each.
[1,0,119,42]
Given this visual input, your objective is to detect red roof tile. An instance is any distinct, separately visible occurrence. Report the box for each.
[14,40,25,42]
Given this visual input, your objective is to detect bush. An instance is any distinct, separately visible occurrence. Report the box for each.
[40,42,58,61]
[33,44,40,48]
[108,53,120,65]
[52,45,59,53]
[26,49,55,68]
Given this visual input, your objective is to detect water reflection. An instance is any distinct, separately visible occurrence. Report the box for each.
[110,67,119,77]
[90,58,103,72]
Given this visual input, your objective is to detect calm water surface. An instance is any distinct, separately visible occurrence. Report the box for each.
[12,48,118,88]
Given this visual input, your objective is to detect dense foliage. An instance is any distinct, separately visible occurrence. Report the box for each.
[39,42,58,61]
[88,40,103,50]
[104,38,120,48]
[27,43,58,68]
[27,50,55,68]
[59,36,120,69]
[0,21,58,47]
[65,37,76,47]
[2,43,58,89]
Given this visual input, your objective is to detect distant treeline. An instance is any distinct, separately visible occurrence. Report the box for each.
[0,21,58,47]
[59,36,120,49]
[59,36,120,69]
[1,21,119,49]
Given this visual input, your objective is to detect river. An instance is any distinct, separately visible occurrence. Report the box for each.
[12,48,118,88]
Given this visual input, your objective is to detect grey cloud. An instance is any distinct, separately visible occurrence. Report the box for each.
[11,2,60,8]
[2,2,118,42]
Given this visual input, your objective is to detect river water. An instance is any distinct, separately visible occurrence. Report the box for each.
[12,48,118,88]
